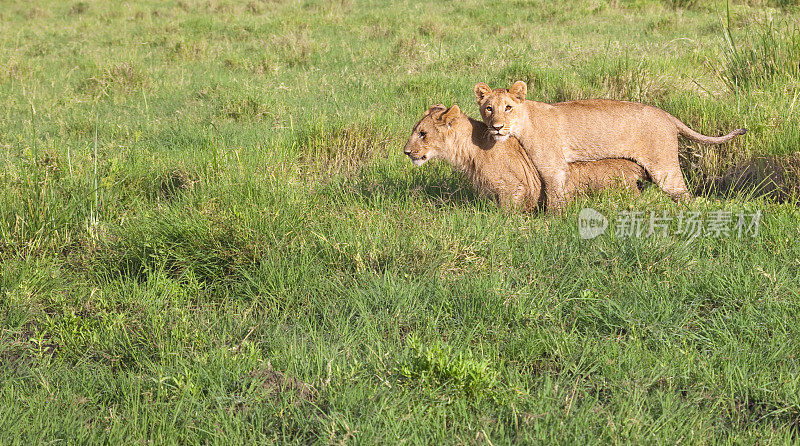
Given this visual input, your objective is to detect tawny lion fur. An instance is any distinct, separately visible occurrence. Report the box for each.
[403,104,647,212]
[474,81,746,212]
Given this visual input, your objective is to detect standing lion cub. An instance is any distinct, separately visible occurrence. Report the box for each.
[403,104,647,211]
[474,81,746,212]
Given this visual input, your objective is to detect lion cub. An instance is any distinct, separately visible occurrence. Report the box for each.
[474,81,746,212]
[403,104,647,212]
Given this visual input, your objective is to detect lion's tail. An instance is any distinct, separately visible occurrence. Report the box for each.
[669,115,746,145]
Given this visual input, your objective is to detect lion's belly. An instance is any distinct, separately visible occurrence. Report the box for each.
[561,129,642,163]
[563,144,636,163]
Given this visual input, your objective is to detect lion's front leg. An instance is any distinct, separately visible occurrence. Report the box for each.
[531,151,571,214]
[546,167,570,213]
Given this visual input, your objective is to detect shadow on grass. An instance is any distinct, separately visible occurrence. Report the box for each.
[320,163,490,210]
[693,154,800,204]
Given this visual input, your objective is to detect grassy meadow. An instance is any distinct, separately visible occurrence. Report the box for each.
[2,0,800,443]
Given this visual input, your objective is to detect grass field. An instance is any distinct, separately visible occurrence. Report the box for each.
[2,0,800,443]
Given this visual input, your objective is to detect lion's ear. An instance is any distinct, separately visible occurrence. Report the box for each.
[424,104,446,116]
[474,83,492,102]
[509,81,527,102]
[439,104,461,126]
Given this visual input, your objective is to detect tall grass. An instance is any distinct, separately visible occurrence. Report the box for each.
[720,8,800,92]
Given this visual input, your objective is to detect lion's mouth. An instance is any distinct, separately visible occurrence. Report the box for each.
[490,132,510,142]
[410,154,429,166]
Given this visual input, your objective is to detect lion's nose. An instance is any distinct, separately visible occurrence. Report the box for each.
[492,124,504,131]
[403,148,411,155]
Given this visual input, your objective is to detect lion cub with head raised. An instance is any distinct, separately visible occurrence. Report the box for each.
[403,104,647,211]
[475,81,746,212]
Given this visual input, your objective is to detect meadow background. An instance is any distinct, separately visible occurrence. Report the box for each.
[2,0,800,443]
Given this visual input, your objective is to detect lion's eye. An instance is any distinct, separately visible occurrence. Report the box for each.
[419,131,426,139]
[505,105,512,112]
[486,106,493,113]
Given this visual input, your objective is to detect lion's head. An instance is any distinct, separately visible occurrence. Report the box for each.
[474,81,527,141]
[403,104,462,166]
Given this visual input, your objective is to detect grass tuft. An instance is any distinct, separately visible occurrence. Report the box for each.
[216,95,272,122]
[233,362,318,410]
[25,7,51,19]
[272,29,317,67]
[79,62,148,98]
[158,168,198,200]
[68,2,89,16]
[663,0,699,10]
[397,335,499,397]
[295,124,395,177]
[170,38,209,60]
[0,59,25,83]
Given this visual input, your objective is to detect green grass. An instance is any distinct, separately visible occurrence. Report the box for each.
[2,0,800,443]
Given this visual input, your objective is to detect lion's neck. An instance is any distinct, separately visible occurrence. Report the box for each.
[440,116,493,181]
[515,100,556,148]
